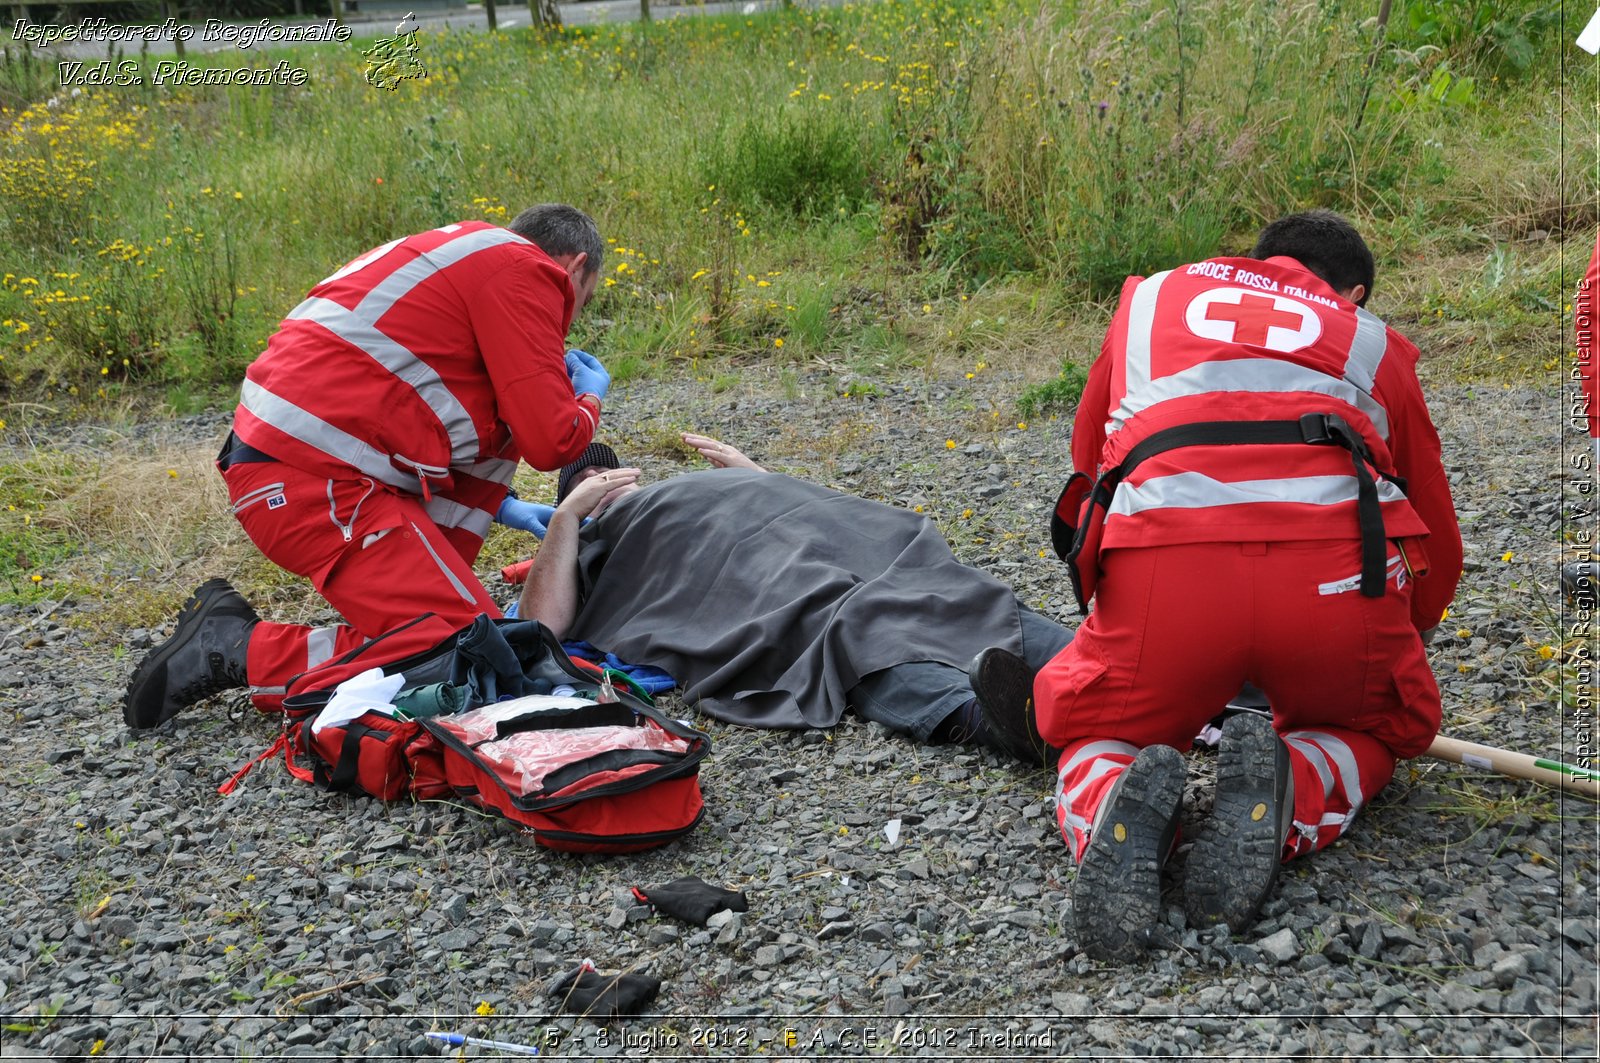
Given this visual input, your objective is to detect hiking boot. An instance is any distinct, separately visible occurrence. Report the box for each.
[1184,711,1295,933]
[123,578,257,729]
[967,647,1062,769]
[1071,743,1186,962]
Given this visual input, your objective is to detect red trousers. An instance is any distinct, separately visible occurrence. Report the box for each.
[1037,539,1441,862]
[221,460,502,712]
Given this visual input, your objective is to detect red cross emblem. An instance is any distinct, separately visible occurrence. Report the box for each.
[1204,293,1306,345]
[1183,288,1321,352]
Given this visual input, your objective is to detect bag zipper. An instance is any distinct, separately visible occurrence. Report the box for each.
[420,711,707,809]
[530,812,707,848]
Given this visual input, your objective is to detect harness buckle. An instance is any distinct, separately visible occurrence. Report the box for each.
[1297,412,1334,446]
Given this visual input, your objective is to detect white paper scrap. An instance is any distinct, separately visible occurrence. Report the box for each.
[1579,7,1600,55]
[312,667,404,735]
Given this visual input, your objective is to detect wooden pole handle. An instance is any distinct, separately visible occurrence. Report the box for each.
[1426,734,1600,799]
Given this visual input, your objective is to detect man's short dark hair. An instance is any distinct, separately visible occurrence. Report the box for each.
[1250,209,1374,306]
[508,203,604,279]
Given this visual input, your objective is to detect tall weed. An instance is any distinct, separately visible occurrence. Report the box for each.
[897,0,1437,293]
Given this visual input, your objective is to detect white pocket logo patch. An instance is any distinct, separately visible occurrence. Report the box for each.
[267,494,287,509]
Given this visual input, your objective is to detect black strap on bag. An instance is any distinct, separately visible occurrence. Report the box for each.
[313,721,391,792]
[1057,413,1404,599]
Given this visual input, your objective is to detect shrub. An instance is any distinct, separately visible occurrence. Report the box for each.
[1017,360,1089,421]
[710,106,875,218]
[1388,0,1562,77]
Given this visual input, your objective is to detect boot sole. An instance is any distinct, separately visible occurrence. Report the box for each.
[1184,713,1290,932]
[1072,744,1185,962]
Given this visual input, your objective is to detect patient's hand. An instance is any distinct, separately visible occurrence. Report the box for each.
[557,466,641,522]
[682,433,765,472]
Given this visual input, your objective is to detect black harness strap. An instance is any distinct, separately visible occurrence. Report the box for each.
[1088,413,1400,598]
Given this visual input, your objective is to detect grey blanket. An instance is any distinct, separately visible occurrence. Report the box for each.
[571,469,1026,729]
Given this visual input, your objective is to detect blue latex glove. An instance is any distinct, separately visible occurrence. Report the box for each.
[564,348,610,400]
[495,497,556,539]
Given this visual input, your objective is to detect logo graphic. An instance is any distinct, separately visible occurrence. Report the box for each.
[362,12,427,91]
[1184,288,1321,352]
[267,494,287,509]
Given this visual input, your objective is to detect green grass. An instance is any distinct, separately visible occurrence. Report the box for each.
[0,0,1585,410]
[0,449,94,601]
[0,0,1587,606]
[1017,361,1089,422]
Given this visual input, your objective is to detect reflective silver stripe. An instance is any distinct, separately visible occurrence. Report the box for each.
[1064,756,1133,807]
[1110,471,1408,517]
[1060,805,1096,835]
[250,684,288,697]
[410,520,478,606]
[1059,738,1141,779]
[264,227,533,485]
[1286,730,1365,804]
[1285,736,1335,798]
[462,457,517,484]
[240,379,417,492]
[424,496,494,539]
[1061,761,1131,836]
[356,226,529,320]
[1344,308,1390,404]
[1109,356,1390,439]
[287,297,478,464]
[306,626,338,670]
[1056,739,1140,833]
[317,236,405,288]
[1118,270,1173,414]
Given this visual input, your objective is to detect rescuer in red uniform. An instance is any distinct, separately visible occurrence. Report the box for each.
[123,204,611,728]
[972,210,1462,961]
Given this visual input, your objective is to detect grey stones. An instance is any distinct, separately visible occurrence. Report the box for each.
[2,380,1591,1060]
[1257,927,1299,964]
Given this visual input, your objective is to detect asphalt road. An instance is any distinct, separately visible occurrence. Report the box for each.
[14,0,802,60]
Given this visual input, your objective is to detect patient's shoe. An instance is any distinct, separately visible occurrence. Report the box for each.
[967,647,1062,769]
[1184,712,1294,933]
[1072,744,1185,962]
[123,578,257,729]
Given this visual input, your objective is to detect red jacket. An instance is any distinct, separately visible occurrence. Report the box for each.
[1074,255,1462,631]
[234,221,598,552]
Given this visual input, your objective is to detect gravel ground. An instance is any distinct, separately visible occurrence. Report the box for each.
[2,369,1596,1061]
